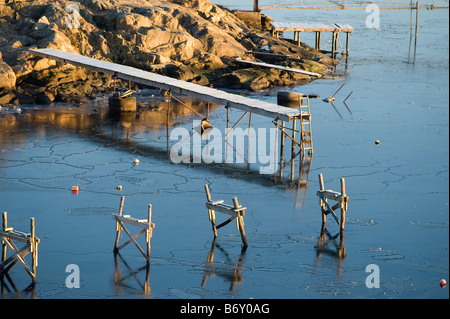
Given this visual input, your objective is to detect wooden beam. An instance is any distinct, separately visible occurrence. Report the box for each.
[111,214,155,230]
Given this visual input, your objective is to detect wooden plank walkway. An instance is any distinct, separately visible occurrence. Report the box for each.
[235,58,321,77]
[29,48,301,122]
[270,21,353,56]
[270,22,353,33]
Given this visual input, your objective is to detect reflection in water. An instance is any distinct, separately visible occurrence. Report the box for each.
[201,239,247,291]
[1,90,313,203]
[315,224,346,276]
[113,252,151,296]
[0,273,36,299]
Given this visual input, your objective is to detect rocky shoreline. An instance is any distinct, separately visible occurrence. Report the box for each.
[0,0,336,105]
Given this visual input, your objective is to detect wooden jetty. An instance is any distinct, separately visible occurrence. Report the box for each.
[317,174,349,232]
[1,212,40,282]
[270,22,353,56]
[112,196,155,262]
[235,58,321,77]
[29,48,301,122]
[260,0,449,11]
[204,185,248,247]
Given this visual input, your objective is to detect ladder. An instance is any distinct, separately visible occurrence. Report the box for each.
[299,96,313,157]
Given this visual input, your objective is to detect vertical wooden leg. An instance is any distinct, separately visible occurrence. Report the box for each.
[315,32,318,49]
[331,33,336,58]
[346,32,349,55]
[209,209,218,238]
[280,121,285,179]
[146,204,152,261]
[114,196,125,252]
[233,198,247,247]
[318,174,326,224]
[291,119,297,156]
[30,218,36,281]
[2,212,7,262]
[204,185,218,238]
[340,178,346,232]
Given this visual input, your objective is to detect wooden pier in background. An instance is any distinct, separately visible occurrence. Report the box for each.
[270,22,353,57]
[1,212,40,282]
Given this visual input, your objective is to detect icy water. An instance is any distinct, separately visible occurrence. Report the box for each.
[0,3,448,299]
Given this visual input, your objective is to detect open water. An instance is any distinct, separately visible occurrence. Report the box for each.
[0,1,448,299]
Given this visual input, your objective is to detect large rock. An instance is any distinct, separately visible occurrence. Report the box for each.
[0,0,334,99]
[0,61,16,90]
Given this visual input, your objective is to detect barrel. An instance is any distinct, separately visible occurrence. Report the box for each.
[108,96,137,112]
[277,91,304,106]
[277,91,304,107]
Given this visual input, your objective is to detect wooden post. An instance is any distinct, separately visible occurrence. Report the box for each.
[346,32,349,55]
[280,120,285,178]
[2,212,7,262]
[233,197,248,248]
[113,75,117,95]
[114,196,125,252]
[414,1,419,61]
[291,118,297,156]
[225,107,229,167]
[30,217,36,281]
[226,106,229,131]
[318,32,321,50]
[248,112,252,170]
[253,0,259,12]
[146,204,152,260]
[319,174,326,224]
[166,91,171,126]
[297,31,301,46]
[204,185,217,238]
[340,178,346,231]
